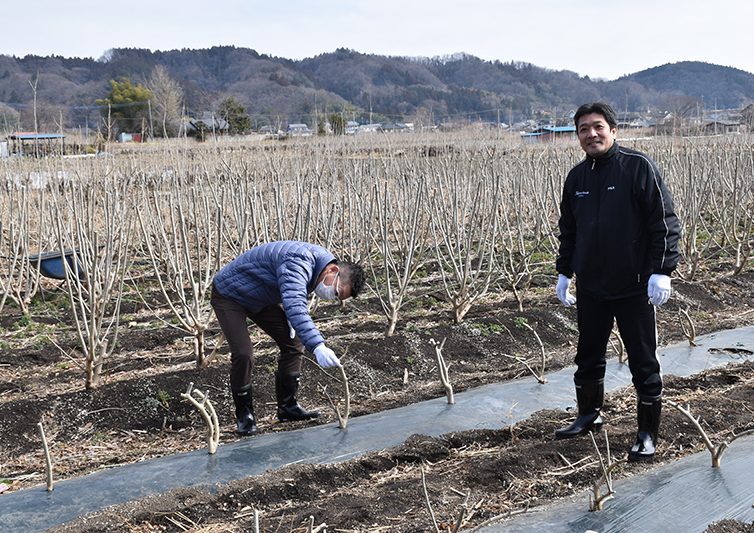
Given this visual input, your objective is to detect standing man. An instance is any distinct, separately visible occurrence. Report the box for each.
[211,241,365,436]
[554,102,681,461]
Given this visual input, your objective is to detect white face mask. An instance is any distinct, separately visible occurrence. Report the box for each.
[314,273,339,300]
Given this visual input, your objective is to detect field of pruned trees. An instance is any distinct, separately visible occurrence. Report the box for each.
[3,131,752,386]
[1,131,753,531]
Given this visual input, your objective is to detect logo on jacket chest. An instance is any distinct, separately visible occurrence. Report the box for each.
[575,191,589,198]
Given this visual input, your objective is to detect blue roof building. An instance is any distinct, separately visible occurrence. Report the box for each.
[6,132,67,157]
[520,125,576,143]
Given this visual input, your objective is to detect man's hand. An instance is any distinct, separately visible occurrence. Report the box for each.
[313,344,341,368]
[648,274,672,306]
[555,274,577,307]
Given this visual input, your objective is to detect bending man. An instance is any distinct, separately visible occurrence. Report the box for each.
[211,240,365,435]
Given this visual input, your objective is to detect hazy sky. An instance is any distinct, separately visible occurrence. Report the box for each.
[3,0,753,80]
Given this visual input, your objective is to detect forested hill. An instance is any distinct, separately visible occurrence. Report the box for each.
[1,46,753,127]
[620,61,754,109]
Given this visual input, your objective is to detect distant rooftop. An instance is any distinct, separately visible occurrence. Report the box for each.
[9,132,66,140]
[537,126,576,133]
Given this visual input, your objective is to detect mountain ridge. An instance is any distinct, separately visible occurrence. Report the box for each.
[1,47,752,129]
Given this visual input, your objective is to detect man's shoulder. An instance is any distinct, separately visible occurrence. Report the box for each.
[252,241,316,257]
[616,145,654,164]
[247,241,333,267]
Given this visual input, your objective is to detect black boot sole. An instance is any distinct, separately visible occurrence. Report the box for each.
[277,414,320,422]
[236,425,258,436]
[554,422,603,440]
[627,452,655,462]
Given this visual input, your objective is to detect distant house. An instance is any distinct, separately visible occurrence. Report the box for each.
[379,122,411,133]
[258,125,281,137]
[286,123,313,136]
[6,132,66,157]
[741,103,754,130]
[355,123,381,134]
[615,111,651,130]
[520,125,576,144]
[703,120,744,135]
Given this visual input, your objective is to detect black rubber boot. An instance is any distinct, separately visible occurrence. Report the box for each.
[232,384,258,436]
[276,372,320,422]
[628,395,661,462]
[555,380,604,439]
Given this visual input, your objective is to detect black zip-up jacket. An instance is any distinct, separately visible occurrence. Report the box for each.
[556,142,681,300]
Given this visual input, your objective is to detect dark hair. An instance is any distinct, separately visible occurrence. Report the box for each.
[338,260,366,298]
[574,102,618,129]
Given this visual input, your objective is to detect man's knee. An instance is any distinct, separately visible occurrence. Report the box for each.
[574,357,607,382]
[278,348,304,375]
[634,373,662,398]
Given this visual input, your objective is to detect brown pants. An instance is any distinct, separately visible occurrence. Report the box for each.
[211,285,304,391]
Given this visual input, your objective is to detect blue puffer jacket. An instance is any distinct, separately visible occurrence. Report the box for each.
[213,241,335,352]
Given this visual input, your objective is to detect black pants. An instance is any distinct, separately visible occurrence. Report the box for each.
[211,285,304,391]
[574,289,662,398]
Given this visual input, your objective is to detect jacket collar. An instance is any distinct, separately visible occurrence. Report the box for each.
[586,141,619,166]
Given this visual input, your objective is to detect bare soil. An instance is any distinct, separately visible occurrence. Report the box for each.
[1,272,754,532]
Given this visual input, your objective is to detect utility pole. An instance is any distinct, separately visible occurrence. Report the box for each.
[147,100,154,139]
[29,72,39,134]
[509,105,512,132]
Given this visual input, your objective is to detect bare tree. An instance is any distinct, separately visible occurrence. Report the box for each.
[666,399,754,467]
[420,462,441,533]
[0,102,21,134]
[679,308,697,346]
[216,165,270,256]
[430,337,454,404]
[50,173,134,389]
[137,174,223,368]
[429,151,501,323]
[494,151,555,311]
[514,317,548,384]
[181,382,220,454]
[320,365,351,429]
[369,168,430,336]
[588,430,625,511]
[661,95,699,135]
[38,422,54,491]
[711,145,754,275]
[664,143,717,280]
[147,65,184,138]
[333,155,377,267]
[0,182,48,315]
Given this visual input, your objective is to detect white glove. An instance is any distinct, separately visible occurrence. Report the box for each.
[313,344,341,368]
[555,274,577,307]
[648,274,672,306]
[287,319,295,339]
